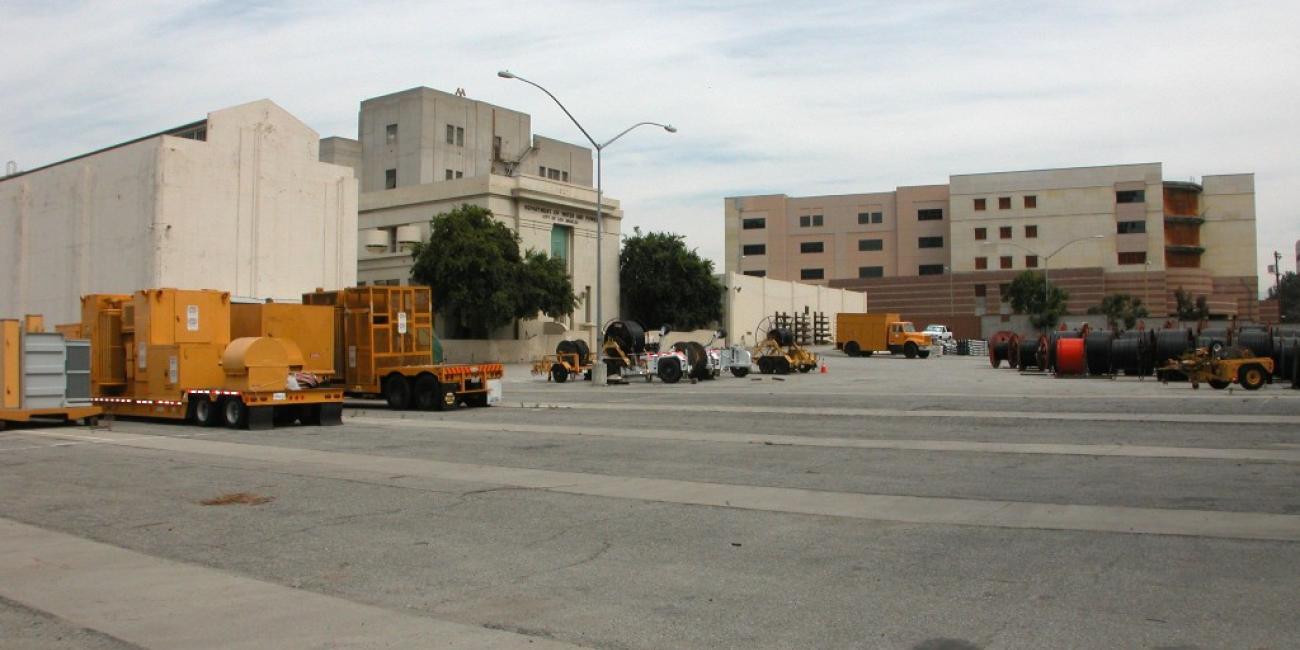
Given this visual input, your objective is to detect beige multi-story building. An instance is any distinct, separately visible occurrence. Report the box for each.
[1,100,357,326]
[725,163,1258,335]
[321,87,619,345]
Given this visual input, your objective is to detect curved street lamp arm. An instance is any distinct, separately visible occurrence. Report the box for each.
[601,121,676,149]
[1045,235,1105,261]
[500,71,597,149]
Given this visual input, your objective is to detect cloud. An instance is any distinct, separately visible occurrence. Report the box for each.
[2,0,1297,287]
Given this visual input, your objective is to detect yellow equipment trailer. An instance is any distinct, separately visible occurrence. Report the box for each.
[0,317,102,429]
[302,286,503,410]
[83,289,343,429]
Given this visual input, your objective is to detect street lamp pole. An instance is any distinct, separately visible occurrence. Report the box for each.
[498,71,676,385]
[983,235,1105,307]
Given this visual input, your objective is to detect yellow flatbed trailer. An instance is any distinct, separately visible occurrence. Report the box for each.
[0,405,102,429]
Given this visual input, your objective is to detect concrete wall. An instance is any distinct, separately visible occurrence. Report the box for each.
[723,272,867,347]
[1,99,357,325]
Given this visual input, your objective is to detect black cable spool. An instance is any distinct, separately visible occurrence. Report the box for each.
[1084,332,1115,376]
[1197,328,1229,353]
[1017,336,1042,370]
[604,320,646,354]
[1235,329,1272,358]
[1293,340,1300,389]
[1273,336,1298,381]
[767,327,795,347]
[1153,329,1194,367]
[1109,336,1142,375]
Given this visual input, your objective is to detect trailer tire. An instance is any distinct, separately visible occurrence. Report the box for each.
[384,375,413,410]
[1238,364,1266,391]
[222,398,248,429]
[413,374,440,410]
[192,396,222,427]
[844,341,860,357]
[904,342,918,359]
[466,392,489,407]
[918,350,931,359]
[730,366,750,378]
[774,357,791,375]
[658,358,683,384]
[757,357,773,374]
[1208,379,1230,390]
[551,363,568,383]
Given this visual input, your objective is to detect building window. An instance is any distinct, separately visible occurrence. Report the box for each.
[917,208,943,221]
[858,266,884,278]
[800,268,824,280]
[858,211,883,225]
[539,166,546,176]
[1116,189,1145,204]
[974,198,986,211]
[974,284,987,297]
[999,226,1012,239]
[456,171,463,179]
[1118,251,1147,265]
[1026,255,1039,268]
[872,212,883,224]
[800,214,824,227]
[445,169,454,180]
[800,241,825,254]
[858,238,883,252]
[743,270,766,277]
[550,224,571,263]
[742,244,766,255]
[1024,195,1037,209]
[562,171,569,182]
[975,256,988,270]
[493,135,502,161]
[455,126,464,146]
[742,217,766,230]
[385,168,397,189]
[918,264,945,276]
[918,236,944,249]
[1025,225,1038,238]
[1000,256,1013,269]
[974,227,987,241]
[386,124,397,144]
[1117,220,1146,234]
[547,168,561,180]
[858,212,870,224]
[446,125,456,144]
[998,197,1011,210]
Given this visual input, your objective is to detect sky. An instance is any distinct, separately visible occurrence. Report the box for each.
[2,1,1298,294]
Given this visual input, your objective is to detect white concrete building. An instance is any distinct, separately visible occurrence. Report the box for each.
[321,87,619,350]
[1,100,358,325]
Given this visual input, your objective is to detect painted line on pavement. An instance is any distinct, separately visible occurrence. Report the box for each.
[0,517,583,650]
[344,417,1300,463]
[21,429,1300,542]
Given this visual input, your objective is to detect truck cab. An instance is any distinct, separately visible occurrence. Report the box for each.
[888,322,933,358]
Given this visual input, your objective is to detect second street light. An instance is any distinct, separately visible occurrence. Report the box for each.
[982,234,1105,304]
[498,70,676,386]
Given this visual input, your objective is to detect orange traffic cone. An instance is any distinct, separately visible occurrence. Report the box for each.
[820,360,827,374]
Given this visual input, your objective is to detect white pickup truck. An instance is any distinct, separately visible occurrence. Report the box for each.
[923,324,954,342]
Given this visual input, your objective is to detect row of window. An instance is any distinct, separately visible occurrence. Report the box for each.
[740,237,924,257]
[745,251,1150,283]
[445,124,464,146]
[974,225,1038,240]
[742,208,943,231]
[975,256,1039,270]
[974,195,1037,211]
[539,166,570,182]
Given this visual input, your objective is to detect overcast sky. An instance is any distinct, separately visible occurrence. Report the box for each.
[3,1,1298,292]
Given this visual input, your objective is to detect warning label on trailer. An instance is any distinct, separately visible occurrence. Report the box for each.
[187,305,199,331]
[397,312,408,335]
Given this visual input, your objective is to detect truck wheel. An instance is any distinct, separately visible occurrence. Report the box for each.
[384,375,412,410]
[1208,379,1230,390]
[551,363,568,384]
[798,363,812,373]
[774,357,791,375]
[904,342,918,359]
[658,358,683,384]
[192,396,222,427]
[730,366,750,378]
[413,374,440,410]
[918,350,931,359]
[466,392,489,407]
[757,357,772,374]
[1237,364,1266,391]
[861,350,873,357]
[844,341,860,357]
[223,398,248,429]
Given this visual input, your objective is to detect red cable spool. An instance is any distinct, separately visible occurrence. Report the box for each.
[988,331,1017,368]
[1054,337,1086,376]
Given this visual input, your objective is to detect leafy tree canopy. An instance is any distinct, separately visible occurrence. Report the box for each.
[619,227,723,330]
[1086,293,1150,329]
[1173,287,1210,322]
[1267,271,1300,323]
[1003,270,1069,331]
[410,204,576,337]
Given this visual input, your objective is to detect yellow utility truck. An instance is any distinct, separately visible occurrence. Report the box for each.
[835,313,935,359]
[82,289,344,429]
[303,286,503,410]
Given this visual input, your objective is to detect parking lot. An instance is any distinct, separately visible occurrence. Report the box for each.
[2,351,1299,649]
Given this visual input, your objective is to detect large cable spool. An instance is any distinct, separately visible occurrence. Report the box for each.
[988,331,1016,368]
[1197,328,1229,355]
[1152,329,1194,367]
[1045,331,1079,372]
[1109,336,1143,375]
[1235,329,1272,358]
[1054,338,1086,377]
[767,327,795,348]
[1017,335,1044,370]
[1084,331,1115,376]
[555,338,590,359]
[1273,336,1298,381]
[604,320,646,354]
[1293,339,1300,389]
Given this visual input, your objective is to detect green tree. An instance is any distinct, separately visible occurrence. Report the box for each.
[1268,271,1300,322]
[619,227,723,330]
[1173,287,1210,321]
[410,204,576,337]
[1002,270,1069,331]
[1087,293,1150,329]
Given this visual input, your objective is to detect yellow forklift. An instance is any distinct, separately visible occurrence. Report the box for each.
[1158,347,1273,390]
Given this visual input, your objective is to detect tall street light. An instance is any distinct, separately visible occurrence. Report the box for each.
[983,235,1105,304]
[498,70,676,385]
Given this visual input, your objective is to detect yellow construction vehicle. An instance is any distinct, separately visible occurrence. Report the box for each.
[533,339,594,383]
[751,325,819,375]
[1158,347,1274,390]
[836,312,935,359]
